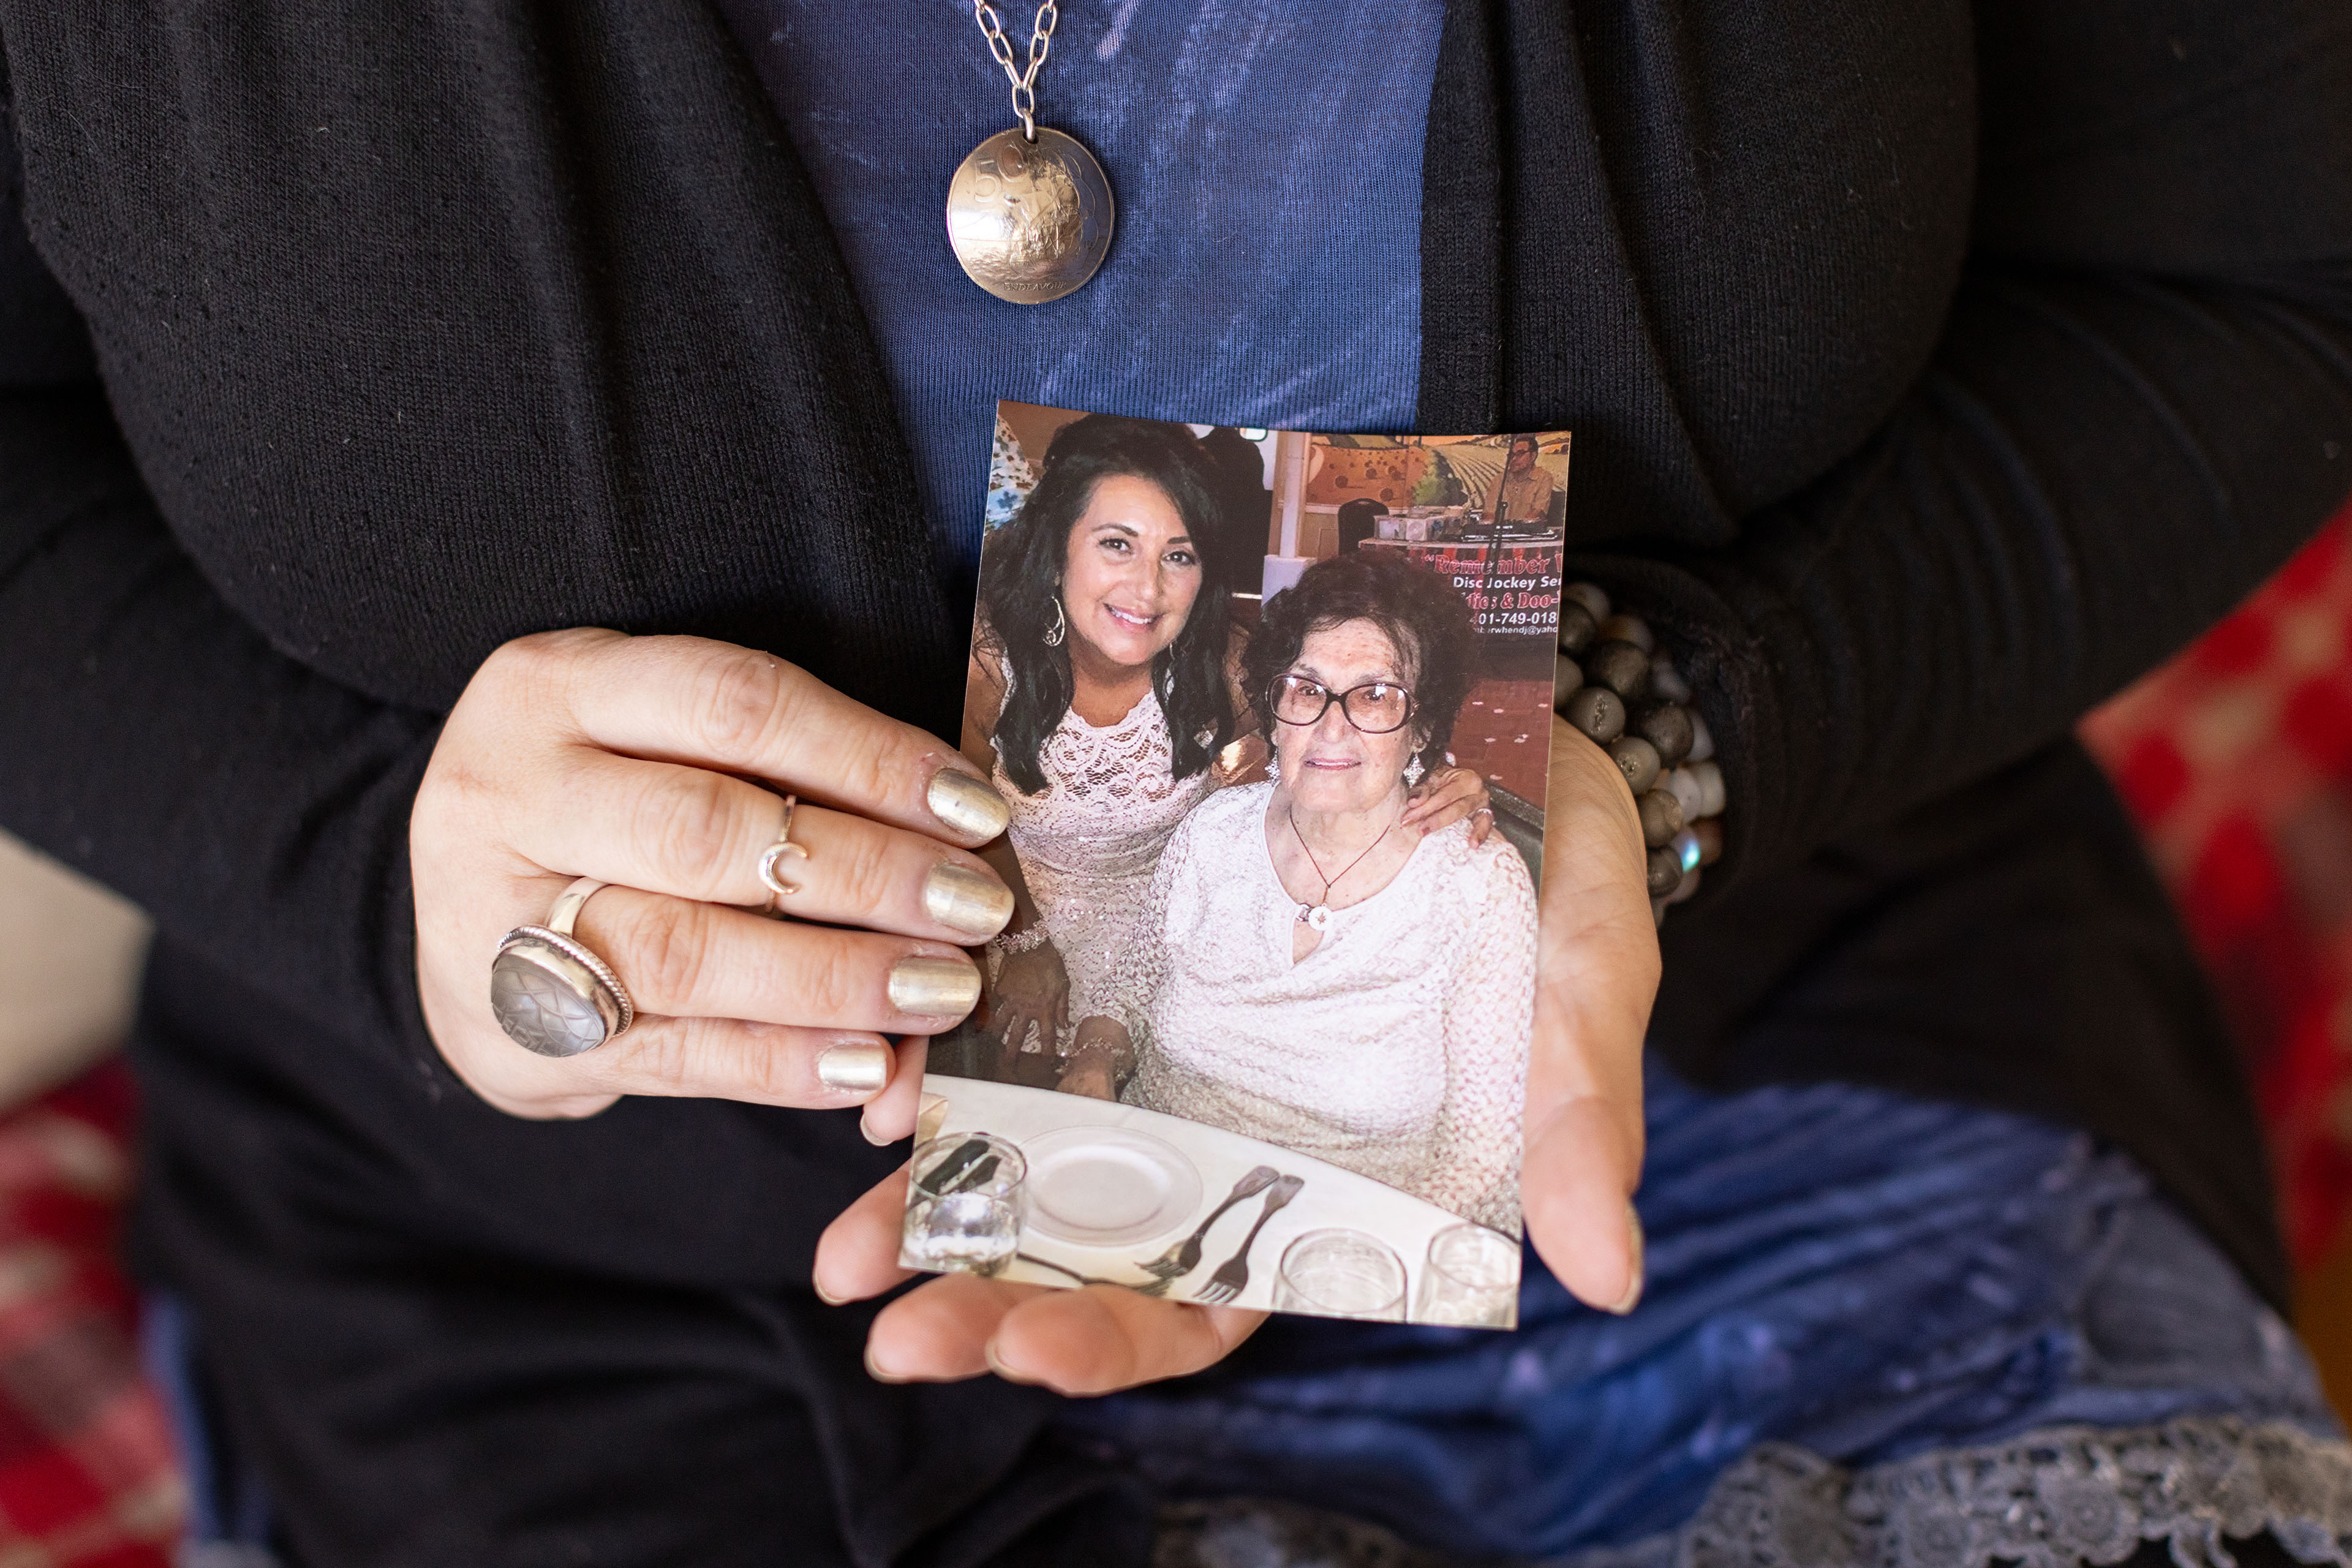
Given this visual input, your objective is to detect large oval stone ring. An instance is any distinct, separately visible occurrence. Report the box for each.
[489,878,636,1058]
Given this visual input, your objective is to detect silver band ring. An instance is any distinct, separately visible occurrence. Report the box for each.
[489,876,636,1058]
[757,794,811,916]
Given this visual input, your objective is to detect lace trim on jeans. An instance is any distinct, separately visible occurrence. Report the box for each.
[1152,1417,2352,1568]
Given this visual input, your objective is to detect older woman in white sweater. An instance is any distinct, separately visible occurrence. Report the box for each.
[1069,553,1537,1232]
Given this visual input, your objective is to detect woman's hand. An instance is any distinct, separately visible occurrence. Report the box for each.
[1516,715,1656,1314]
[817,714,1657,1392]
[1054,1018,1129,1101]
[1402,763,1497,845]
[412,628,1016,1126]
[988,940,1070,1054]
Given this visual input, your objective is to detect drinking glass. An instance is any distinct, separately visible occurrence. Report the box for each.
[1274,1229,1406,1321]
[901,1133,1026,1277]
[1414,1223,1520,1327]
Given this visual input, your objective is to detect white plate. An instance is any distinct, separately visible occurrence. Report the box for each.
[1020,1125,1204,1248]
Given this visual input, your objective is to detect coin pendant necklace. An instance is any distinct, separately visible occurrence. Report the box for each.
[1289,805,1398,932]
[945,1,1115,305]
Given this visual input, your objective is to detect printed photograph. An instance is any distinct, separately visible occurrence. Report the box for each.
[903,404,1572,1326]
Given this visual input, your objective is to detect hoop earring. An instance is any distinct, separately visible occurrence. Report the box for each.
[1404,755,1427,788]
[1044,595,1066,648]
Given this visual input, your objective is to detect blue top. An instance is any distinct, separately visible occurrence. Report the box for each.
[714,0,1442,576]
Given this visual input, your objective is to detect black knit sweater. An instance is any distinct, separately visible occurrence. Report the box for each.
[1,1,2348,1562]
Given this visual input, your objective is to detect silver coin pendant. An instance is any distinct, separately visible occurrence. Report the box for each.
[945,126,1115,306]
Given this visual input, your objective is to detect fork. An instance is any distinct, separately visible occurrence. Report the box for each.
[1137,1166,1280,1281]
[1193,1175,1304,1305]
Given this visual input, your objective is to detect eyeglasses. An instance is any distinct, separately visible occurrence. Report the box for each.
[1267,673,1415,734]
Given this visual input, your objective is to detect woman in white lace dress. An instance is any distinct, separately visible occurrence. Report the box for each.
[957,417,1491,1085]
[1071,552,1537,1231]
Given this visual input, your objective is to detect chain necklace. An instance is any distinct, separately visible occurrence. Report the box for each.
[944,1,1115,305]
[1287,805,1399,932]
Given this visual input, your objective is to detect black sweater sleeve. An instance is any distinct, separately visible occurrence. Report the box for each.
[0,88,442,1058]
[1584,0,2352,890]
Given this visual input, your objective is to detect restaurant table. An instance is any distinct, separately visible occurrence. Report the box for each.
[910,1074,1517,1325]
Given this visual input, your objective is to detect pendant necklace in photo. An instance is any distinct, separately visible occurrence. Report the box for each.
[1289,805,1397,932]
[945,1,1115,305]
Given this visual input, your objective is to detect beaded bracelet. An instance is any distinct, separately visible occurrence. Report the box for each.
[1552,581,1723,922]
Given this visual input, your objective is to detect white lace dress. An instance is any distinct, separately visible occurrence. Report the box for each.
[1109,781,1536,1233]
[993,682,1219,1049]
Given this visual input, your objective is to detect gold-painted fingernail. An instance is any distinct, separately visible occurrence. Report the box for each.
[817,1040,891,1095]
[1609,1203,1646,1316]
[927,768,1011,840]
[888,956,982,1017]
[922,861,1015,938]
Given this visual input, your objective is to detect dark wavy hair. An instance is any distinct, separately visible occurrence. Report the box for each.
[1242,551,1477,777]
[981,415,1237,796]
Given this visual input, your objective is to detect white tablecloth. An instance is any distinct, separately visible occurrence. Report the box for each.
[909,1074,1515,1325]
